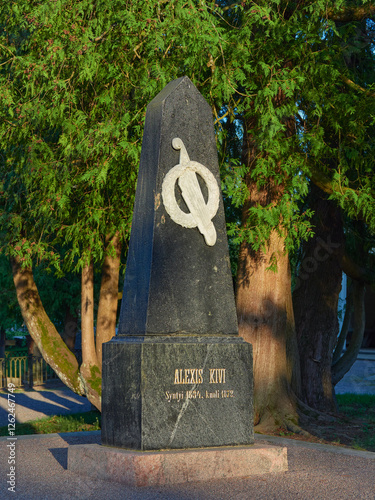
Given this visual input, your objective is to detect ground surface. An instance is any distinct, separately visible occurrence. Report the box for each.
[0,355,374,498]
[0,383,92,427]
[1,431,374,499]
[335,355,375,395]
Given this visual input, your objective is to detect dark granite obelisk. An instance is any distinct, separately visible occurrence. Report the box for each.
[102,77,254,450]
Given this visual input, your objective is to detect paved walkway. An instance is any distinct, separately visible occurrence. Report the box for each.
[335,357,375,394]
[0,431,374,499]
[0,384,92,427]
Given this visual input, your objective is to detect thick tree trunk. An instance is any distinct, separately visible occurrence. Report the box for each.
[236,109,301,432]
[96,232,122,369]
[80,260,101,409]
[11,256,83,394]
[237,229,300,432]
[293,195,344,412]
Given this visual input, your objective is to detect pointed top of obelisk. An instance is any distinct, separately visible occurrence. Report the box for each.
[148,76,205,106]
[118,77,238,336]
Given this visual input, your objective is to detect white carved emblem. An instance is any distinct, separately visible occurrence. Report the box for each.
[161,138,220,246]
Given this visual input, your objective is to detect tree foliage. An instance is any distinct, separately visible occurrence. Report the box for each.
[218,1,375,255]
[0,0,225,269]
[0,0,374,422]
[217,0,375,426]
[0,0,224,408]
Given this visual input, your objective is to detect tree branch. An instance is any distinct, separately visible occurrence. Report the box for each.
[11,255,82,394]
[307,166,350,197]
[332,280,365,386]
[91,23,118,43]
[326,4,375,22]
[222,2,241,12]
[214,99,241,125]
[81,260,97,367]
[340,75,375,98]
[332,282,353,365]
[308,167,375,231]
[80,259,101,410]
[340,252,375,283]
[96,232,122,370]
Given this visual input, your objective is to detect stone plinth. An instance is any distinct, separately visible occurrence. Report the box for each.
[102,336,253,450]
[68,443,288,487]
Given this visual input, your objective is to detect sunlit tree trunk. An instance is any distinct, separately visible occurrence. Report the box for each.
[96,233,122,369]
[235,103,302,432]
[237,227,300,432]
[80,260,101,409]
[236,113,301,430]
[11,255,82,394]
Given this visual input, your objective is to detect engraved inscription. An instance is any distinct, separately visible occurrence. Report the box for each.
[186,390,204,399]
[206,390,220,399]
[165,391,184,403]
[173,368,226,385]
[174,368,203,384]
[167,368,234,402]
[221,389,234,398]
[209,368,226,384]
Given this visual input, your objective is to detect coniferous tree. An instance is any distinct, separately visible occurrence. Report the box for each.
[0,0,222,408]
[1,0,374,428]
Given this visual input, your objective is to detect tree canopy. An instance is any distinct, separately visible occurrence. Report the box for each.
[1,0,374,425]
[0,0,227,270]
[0,0,226,407]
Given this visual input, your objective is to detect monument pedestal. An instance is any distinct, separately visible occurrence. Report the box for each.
[68,442,288,487]
[101,336,254,450]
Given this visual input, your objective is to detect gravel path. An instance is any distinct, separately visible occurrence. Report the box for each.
[0,432,374,499]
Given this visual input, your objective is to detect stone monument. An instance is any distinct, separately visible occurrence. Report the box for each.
[68,77,288,485]
[101,76,254,450]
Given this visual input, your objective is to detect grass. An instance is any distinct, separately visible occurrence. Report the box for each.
[0,411,101,436]
[291,394,375,452]
[336,394,375,451]
[336,393,375,418]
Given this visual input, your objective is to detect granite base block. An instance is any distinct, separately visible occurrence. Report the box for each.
[102,336,254,450]
[68,443,288,487]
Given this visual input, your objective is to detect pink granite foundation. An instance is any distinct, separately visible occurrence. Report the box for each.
[68,443,288,487]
